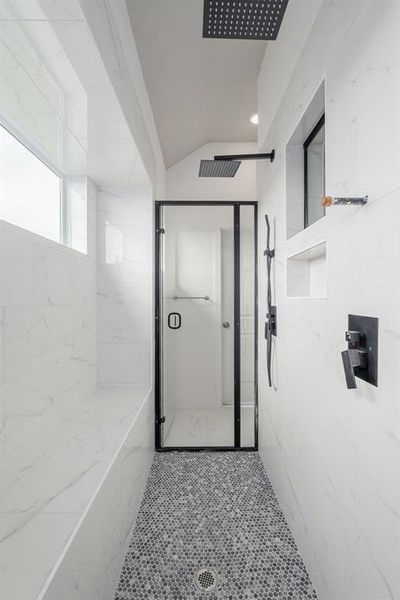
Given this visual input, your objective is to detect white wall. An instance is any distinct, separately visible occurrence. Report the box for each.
[79,0,166,198]
[166,142,257,201]
[0,2,158,598]
[257,2,400,600]
[0,178,97,461]
[257,0,322,149]
[97,186,153,387]
[39,389,154,600]
[0,179,98,600]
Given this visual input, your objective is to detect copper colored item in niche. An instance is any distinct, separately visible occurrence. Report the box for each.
[321,195,334,207]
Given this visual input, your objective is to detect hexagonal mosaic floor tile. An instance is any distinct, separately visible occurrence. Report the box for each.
[115,452,318,600]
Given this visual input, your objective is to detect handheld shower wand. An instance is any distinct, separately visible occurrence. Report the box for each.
[264,215,276,388]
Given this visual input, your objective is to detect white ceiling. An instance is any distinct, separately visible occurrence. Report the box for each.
[127,0,267,168]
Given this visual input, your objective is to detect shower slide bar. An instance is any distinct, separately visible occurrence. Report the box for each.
[172,295,210,301]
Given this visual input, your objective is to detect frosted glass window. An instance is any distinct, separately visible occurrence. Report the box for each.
[0,124,61,242]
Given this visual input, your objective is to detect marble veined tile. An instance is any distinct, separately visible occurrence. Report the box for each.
[1,511,80,600]
[98,343,151,385]
[39,392,154,600]
[1,388,152,600]
[98,303,151,344]
[0,357,95,460]
[98,187,151,226]
[164,407,255,448]
[1,388,150,514]
[3,306,75,384]
[1,226,36,307]
[0,307,4,386]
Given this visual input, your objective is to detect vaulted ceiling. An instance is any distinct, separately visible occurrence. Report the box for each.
[127,0,267,167]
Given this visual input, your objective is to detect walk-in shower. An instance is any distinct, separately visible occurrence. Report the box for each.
[155,202,258,450]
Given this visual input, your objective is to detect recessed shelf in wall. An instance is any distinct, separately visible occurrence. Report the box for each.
[287,241,327,298]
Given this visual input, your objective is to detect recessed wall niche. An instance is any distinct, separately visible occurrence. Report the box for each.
[286,81,325,239]
[287,242,327,298]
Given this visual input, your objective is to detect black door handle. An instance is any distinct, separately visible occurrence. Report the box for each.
[341,349,367,389]
[168,312,181,329]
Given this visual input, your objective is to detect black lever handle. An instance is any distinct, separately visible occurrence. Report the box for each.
[341,349,367,389]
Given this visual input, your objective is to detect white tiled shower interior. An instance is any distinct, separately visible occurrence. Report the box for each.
[0,198,98,600]
[97,186,153,387]
[164,406,255,448]
[0,1,399,600]
[257,1,400,599]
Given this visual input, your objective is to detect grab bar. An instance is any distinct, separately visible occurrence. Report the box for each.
[172,295,210,301]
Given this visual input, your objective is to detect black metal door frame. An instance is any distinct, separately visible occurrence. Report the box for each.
[154,201,258,452]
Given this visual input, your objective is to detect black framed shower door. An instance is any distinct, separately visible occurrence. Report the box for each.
[155,201,258,451]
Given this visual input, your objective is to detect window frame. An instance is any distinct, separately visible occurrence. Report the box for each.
[0,119,70,245]
[303,113,326,229]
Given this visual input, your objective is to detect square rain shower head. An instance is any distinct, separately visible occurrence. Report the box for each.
[199,159,241,177]
[203,0,290,41]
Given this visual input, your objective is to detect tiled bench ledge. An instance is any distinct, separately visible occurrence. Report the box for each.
[1,387,154,600]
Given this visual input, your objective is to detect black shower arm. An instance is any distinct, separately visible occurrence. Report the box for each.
[214,150,275,162]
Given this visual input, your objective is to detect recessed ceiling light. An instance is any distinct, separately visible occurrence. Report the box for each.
[250,113,258,125]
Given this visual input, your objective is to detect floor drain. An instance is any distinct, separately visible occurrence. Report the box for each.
[194,567,218,593]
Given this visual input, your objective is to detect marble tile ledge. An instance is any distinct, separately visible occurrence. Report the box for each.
[0,386,153,600]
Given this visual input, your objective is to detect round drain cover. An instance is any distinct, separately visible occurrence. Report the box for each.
[194,567,218,593]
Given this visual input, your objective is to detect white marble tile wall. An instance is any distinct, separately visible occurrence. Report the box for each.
[0,178,97,460]
[0,178,98,600]
[0,131,154,600]
[1,4,158,599]
[39,389,154,600]
[1,388,152,600]
[257,1,400,599]
[97,186,153,387]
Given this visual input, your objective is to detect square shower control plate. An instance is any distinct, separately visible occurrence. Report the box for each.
[347,314,378,387]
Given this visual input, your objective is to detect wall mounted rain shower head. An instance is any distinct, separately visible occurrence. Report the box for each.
[203,0,290,41]
[199,159,241,177]
[199,150,275,178]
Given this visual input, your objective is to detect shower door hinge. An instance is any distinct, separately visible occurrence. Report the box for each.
[156,416,166,424]
[156,227,165,234]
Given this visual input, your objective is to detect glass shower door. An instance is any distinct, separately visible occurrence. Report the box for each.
[155,202,257,450]
[159,204,235,448]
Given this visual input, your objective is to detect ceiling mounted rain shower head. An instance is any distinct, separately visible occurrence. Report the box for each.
[203,0,290,41]
[199,159,241,177]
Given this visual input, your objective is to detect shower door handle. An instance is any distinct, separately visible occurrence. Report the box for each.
[168,313,181,329]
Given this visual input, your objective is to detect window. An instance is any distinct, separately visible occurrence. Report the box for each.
[0,124,62,242]
[0,124,88,253]
[304,114,325,228]
[286,82,325,239]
